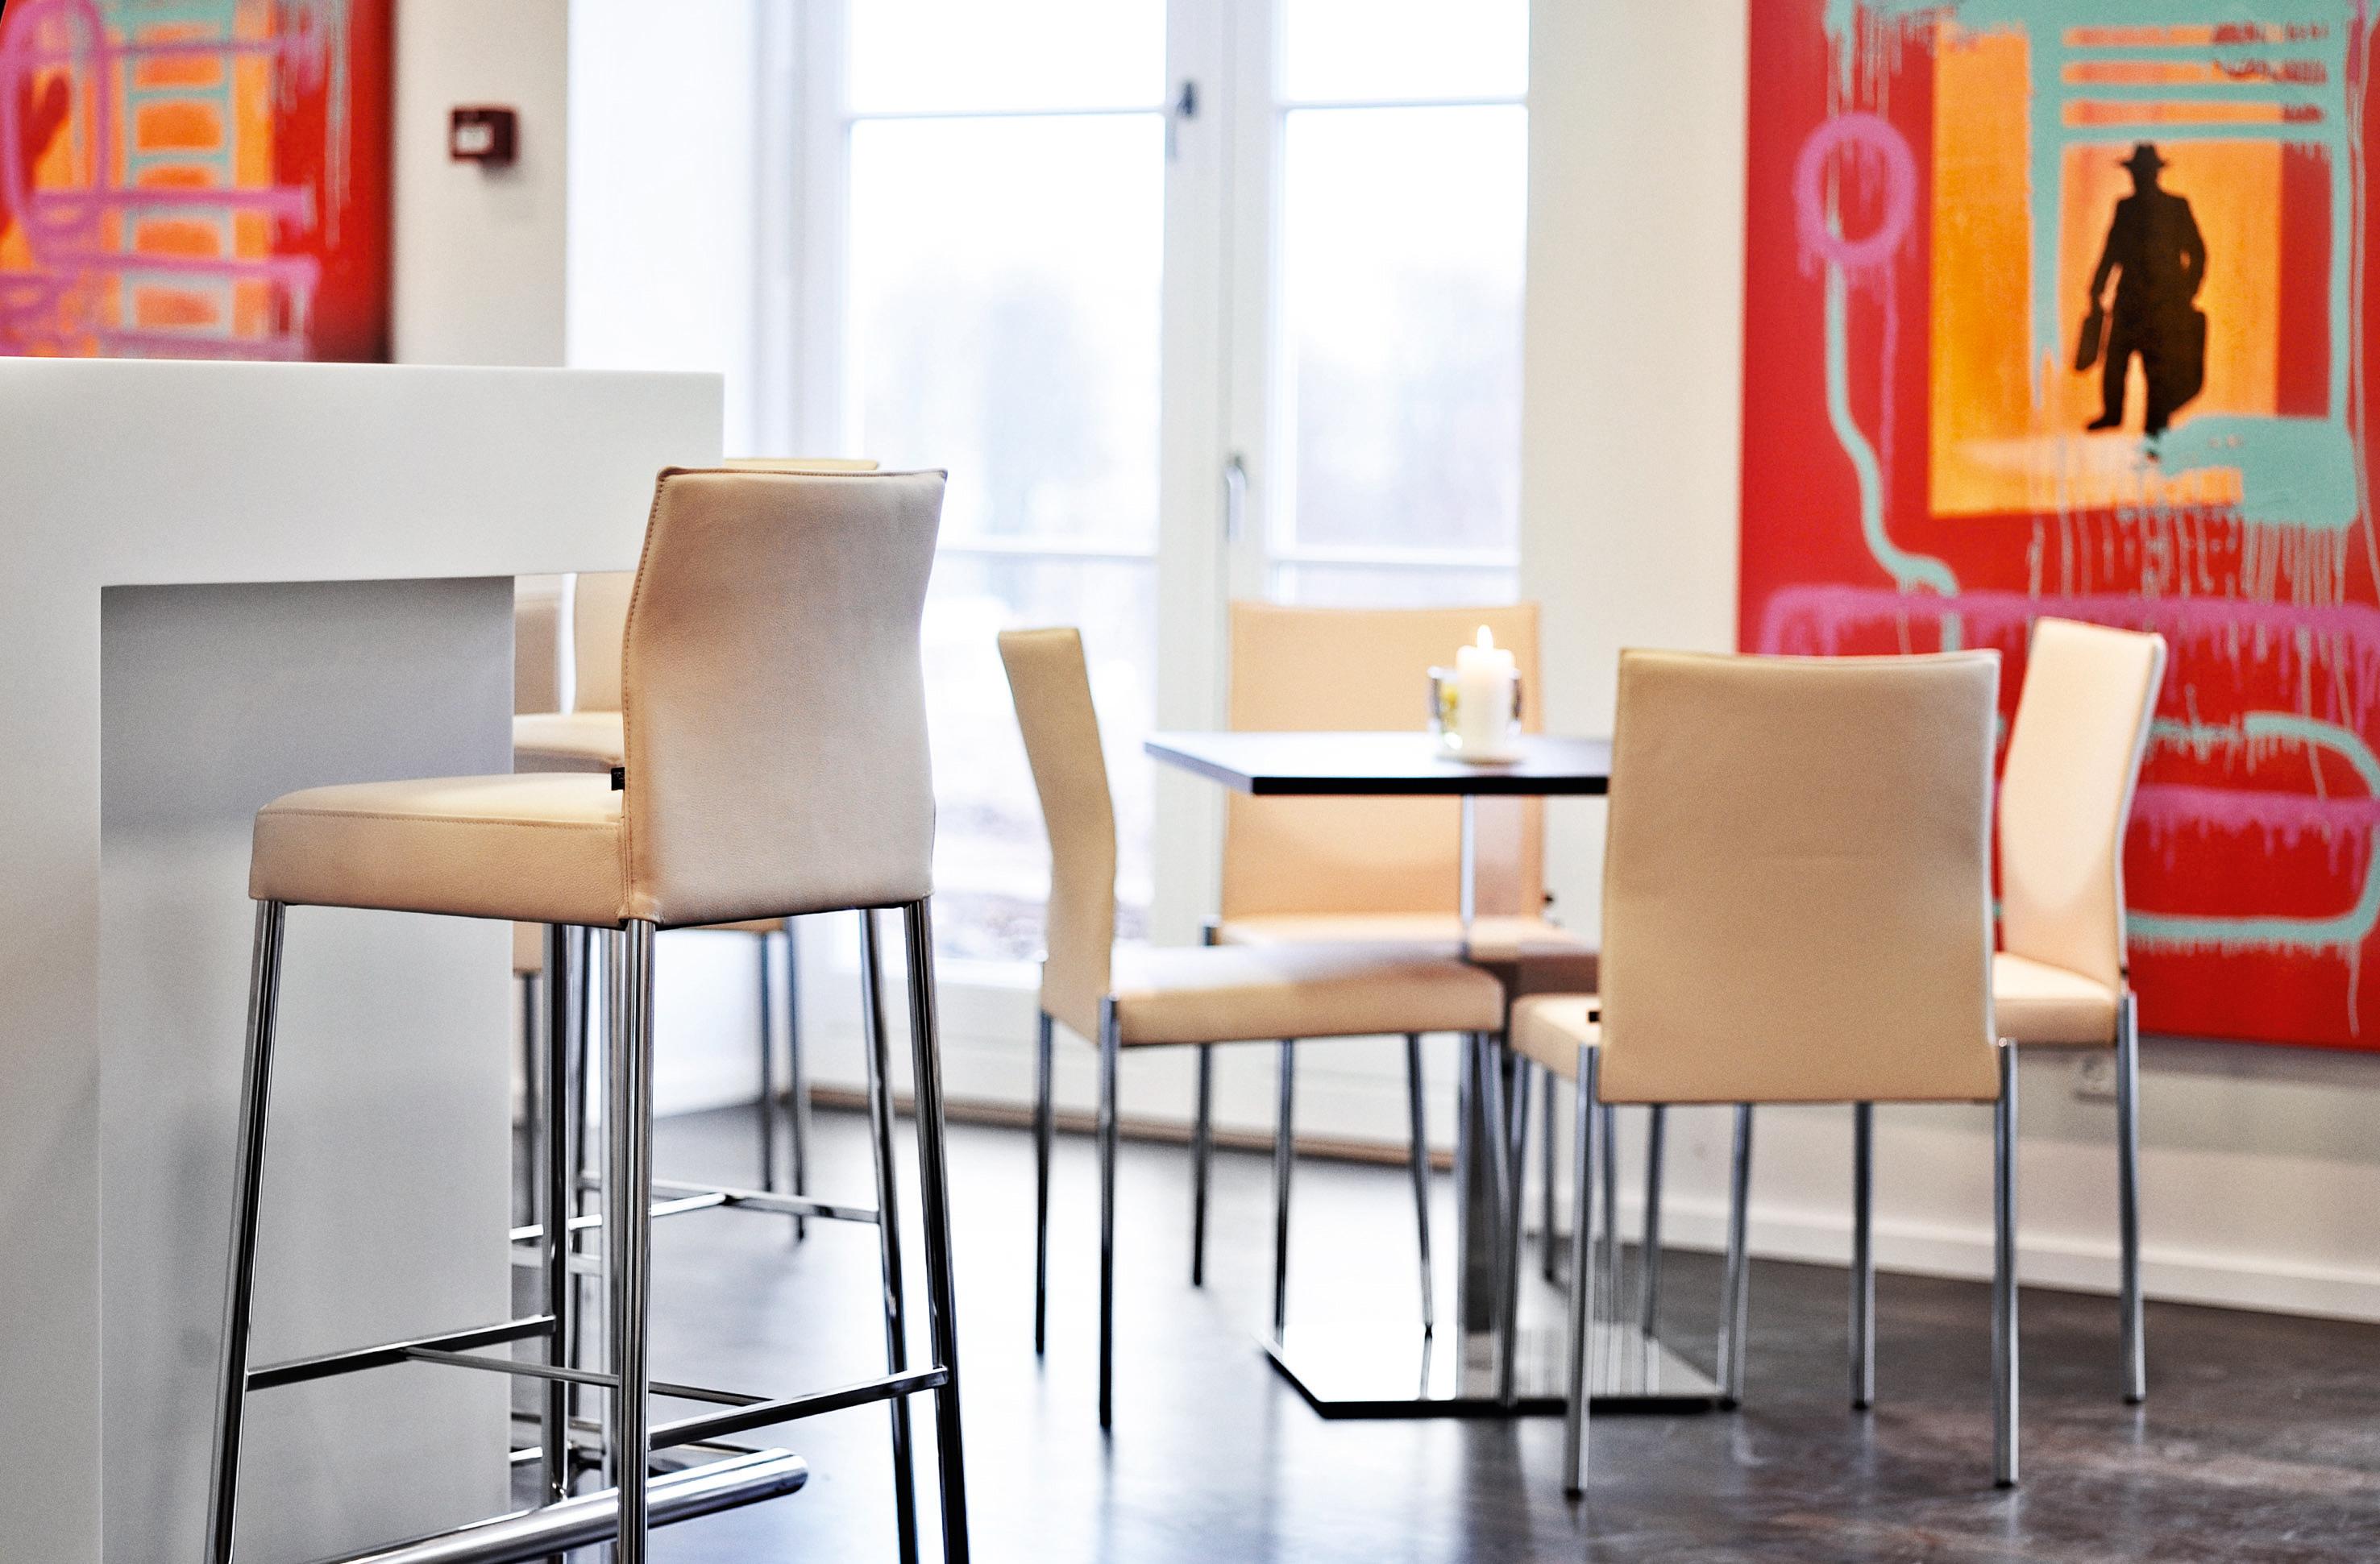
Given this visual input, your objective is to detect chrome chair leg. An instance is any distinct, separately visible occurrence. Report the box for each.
[1718,1103,1755,1407]
[1271,1039,1297,1341]
[1598,1102,1621,1389]
[1639,1105,1667,1343]
[859,911,920,1564]
[517,968,542,1228]
[1099,999,1128,1428]
[1851,1100,1875,1410]
[1539,1060,1558,1285]
[785,925,811,1243]
[1481,1038,1518,1407]
[757,924,778,1195]
[205,899,288,1564]
[1190,1044,1213,1286]
[1097,998,1120,1429]
[540,924,579,1511]
[610,919,660,1563]
[1560,1043,1601,1497]
[1032,1009,1055,1354]
[1498,1056,1532,1408]
[1993,1044,2021,1488]
[2116,991,2145,1404]
[899,900,972,1561]
[1403,1033,1435,1336]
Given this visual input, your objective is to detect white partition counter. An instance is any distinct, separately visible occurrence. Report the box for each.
[0,360,721,1562]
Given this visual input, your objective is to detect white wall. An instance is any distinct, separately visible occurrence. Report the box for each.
[565,0,766,453]
[1518,0,2380,1324]
[393,0,571,366]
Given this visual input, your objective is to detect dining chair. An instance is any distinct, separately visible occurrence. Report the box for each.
[1689,618,2167,1413]
[210,468,968,1563]
[510,459,876,1226]
[1510,648,2012,1497]
[999,627,1507,1428]
[1207,602,1601,1315]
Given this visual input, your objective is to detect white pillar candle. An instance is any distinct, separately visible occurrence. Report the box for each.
[1452,625,1518,760]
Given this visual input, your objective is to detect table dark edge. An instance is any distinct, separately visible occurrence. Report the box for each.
[1143,735,1611,797]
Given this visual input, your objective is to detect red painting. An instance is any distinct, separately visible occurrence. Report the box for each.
[1742,1,2380,1049]
[0,0,389,360]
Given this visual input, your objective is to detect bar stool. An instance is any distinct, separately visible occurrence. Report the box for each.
[1510,648,2014,1497]
[207,467,969,1563]
[999,628,1507,1427]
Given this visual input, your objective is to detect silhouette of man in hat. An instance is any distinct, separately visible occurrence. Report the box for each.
[2083,142,2207,437]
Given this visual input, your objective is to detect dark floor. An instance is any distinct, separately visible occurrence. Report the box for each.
[593,1104,2378,1562]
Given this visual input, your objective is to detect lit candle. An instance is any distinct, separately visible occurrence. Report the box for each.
[1450,625,1518,761]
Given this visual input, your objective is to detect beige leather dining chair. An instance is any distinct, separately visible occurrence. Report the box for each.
[1509,648,2012,1498]
[999,627,1506,1429]
[211,469,968,1564]
[1202,602,1601,1311]
[510,458,878,1226]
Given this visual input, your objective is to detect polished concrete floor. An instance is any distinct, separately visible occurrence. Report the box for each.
[570,1103,2380,1562]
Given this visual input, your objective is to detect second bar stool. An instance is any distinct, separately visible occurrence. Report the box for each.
[206,467,970,1563]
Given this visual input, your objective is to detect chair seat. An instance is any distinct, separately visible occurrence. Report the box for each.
[1510,994,1598,1080]
[1216,912,1598,991]
[1103,943,1506,1048]
[253,774,625,926]
[1994,952,2120,1045]
[513,710,625,774]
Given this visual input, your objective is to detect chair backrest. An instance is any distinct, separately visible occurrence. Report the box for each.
[513,575,571,715]
[1997,617,2167,992]
[575,458,879,714]
[1221,602,1546,920]
[617,467,941,927]
[1597,649,2002,1106]
[996,628,1117,1035]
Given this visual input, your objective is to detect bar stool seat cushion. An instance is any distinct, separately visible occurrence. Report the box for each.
[513,710,625,774]
[1217,912,1597,989]
[252,773,623,926]
[1992,952,2119,1046]
[1084,943,1506,1048]
[1510,994,1597,1081]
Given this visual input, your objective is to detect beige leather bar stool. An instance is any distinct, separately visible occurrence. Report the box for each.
[999,628,1506,1428]
[1209,602,1602,1318]
[1510,648,2014,1497]
[208,468,969,1564]
[511,459,877,1224]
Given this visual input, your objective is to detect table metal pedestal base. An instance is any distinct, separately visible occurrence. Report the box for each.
[1262,1318,1722,1419]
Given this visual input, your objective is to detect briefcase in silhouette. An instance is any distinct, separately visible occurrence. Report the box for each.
[2075,302,2106,371]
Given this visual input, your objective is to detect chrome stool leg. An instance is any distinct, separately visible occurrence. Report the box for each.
[899,900,972,1561]
[1499,1057,1533,1406]
[205,898,288,1564]
[859,910,921,1564]
[1639,1105,1667,1346]
[1403,1033,1435,1336]
[610,919,660,1562]
[757,924,778,1196]
[2116,992,2145,1404]
[1851,1101,1875,1410]
[786,924,811,1242]
[540,924,579,1512]
[1032,1009,1055,1354]
[1538,1060,1558,1284]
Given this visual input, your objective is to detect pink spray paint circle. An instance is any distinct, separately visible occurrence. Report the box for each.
[1792,111,1916,273]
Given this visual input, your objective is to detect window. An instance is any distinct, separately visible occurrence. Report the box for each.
[771,0,1528,971]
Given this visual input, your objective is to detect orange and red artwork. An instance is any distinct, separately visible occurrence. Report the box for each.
[0,0,388,360]
[1743,2,2380,1048]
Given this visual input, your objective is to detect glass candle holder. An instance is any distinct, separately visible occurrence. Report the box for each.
[1428,666,1523,763]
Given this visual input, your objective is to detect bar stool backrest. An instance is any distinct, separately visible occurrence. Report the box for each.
[1221,601,1546,920]
[1997,618,2167,992]
[996,627,1117,1041]
[617,466,942,927]
[575,458,880,716]
[1597,649,2002,1106]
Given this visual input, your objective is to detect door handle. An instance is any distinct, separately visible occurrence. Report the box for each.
[1223,453,1248,544]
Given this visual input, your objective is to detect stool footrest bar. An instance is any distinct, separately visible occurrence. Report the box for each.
[250,1316,555,1392]
[653,1366,950,1450]
[508,1191,729,1246]
[308,1449,808,1564]
[651,1178,880,1225]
